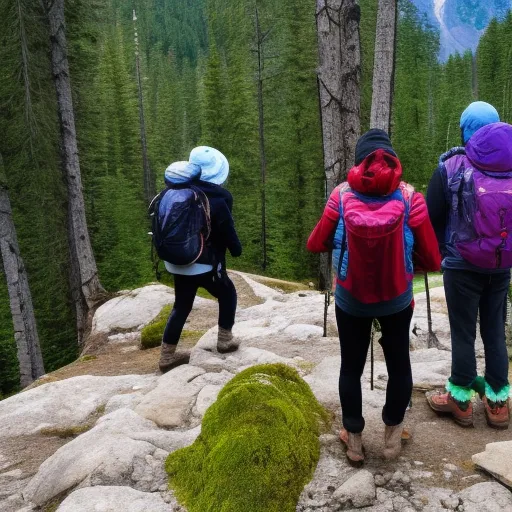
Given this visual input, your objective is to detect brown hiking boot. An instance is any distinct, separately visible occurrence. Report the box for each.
[339,429,364,467]
[483,397,510,429]
[426,391,474,427]
[217,327,239,354]
[383,423,405,460]
[158,343,190,373]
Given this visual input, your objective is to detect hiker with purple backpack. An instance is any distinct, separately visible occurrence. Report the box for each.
[150,147,242,374]
[426,102,512,429]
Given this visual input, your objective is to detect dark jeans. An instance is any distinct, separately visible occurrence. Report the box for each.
[444,269,510,393]
[336,305,413,434]
[163,271,237,346]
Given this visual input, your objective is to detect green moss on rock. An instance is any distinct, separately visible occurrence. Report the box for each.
[140,305,204,349]
[166,363,330,512]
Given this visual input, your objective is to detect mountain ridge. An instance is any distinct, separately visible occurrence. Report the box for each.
[411,0,512,61]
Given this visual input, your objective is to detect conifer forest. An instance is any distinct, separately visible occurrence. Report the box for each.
[1,0,512,394]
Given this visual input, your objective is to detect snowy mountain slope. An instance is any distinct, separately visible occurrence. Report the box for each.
[411,0,512,61]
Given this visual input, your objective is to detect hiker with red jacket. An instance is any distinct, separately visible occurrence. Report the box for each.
[426,102,512,429]
[153,147,242,374]
[307,129,440,465]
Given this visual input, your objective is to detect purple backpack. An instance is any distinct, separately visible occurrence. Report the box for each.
[445,154,512,269]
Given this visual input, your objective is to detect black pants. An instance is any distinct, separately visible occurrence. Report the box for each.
[444,269,510,393]
[163,271,237,345]
[336,305,414,434]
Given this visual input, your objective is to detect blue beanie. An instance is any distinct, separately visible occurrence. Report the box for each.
[460,101,500,144]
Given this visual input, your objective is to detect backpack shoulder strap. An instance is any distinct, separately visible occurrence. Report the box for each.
[190,185,212,240]
[338,182,352,216]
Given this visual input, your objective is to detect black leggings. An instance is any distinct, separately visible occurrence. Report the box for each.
[163,271,237,345]
[336,305,413,433]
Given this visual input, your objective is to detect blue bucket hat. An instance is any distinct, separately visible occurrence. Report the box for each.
[189,146,229,185]
[164,161,201,185]
[460,101,500,144]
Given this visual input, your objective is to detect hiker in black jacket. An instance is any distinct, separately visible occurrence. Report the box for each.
[158,148,242,373]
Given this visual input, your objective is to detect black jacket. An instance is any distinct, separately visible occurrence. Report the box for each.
[195,181,242,267]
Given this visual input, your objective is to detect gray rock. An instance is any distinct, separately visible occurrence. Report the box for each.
[283,324,323,340]
[23,409,157,505]
[105,392,145,414]
[194,384,223,417]
[135,365,206,428]
[472,441,512,488]
[92,284,212,335]
[56,486,171,512]
[333,470,376,508]
[0,374,157,438]
[130,425,201,452]
[442,497,461,510]
[23,408,198,506]
[457,482,512,511]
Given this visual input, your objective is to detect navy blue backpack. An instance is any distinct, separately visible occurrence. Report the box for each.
[149,186,211,268]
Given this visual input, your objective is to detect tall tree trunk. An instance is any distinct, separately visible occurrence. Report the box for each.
[316,0,361,290]
[255,7,268,271]
[43,0,104,346]
[370,0,397,133]
[133,10,154,204]
[0,159,45,388]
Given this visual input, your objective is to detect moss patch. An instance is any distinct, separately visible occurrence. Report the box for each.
[166,363,329,512]
[254,277,310,294]
[79,355,97,362]
[40,425,92,438]
[140,305,205,349]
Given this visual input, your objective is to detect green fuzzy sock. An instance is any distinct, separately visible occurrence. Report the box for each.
[446,380,475,403]
[484,381,511,404]
[471,376,486,398]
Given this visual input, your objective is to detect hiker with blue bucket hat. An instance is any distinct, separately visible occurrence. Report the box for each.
[426,101,512,429]
[149,148,242,373]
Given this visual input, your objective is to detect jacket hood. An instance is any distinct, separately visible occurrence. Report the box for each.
[466,122,512,172]
[348,149,402,196]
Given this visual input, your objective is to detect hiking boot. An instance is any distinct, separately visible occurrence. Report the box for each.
[339,429,364,467]
[158,343,190,373]
[426,391,474,427]
[383,423,405,460]
[217,327,239,354]
[483,397,510,429]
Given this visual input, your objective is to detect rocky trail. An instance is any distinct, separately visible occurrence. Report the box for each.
[0,273,511,512]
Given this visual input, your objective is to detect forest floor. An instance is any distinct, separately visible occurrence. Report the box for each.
[3,273,512,511]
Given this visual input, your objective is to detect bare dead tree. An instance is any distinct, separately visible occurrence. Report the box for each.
[43,0,105,347]
[254,6,270,271]
[133,10,154,205]
[370,0,397,133]
[0,157,45,387]
[316,0,361,293]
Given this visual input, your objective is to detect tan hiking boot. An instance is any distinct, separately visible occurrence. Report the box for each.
[339,429,364,467]
[383,423,405,460]
[483,397,510,429]
[426,391,474,427]
[158,343,190,373]
[217,327,239,353]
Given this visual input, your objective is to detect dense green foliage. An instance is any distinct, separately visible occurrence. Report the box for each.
[166,363,329,512]
[1,0,511,393]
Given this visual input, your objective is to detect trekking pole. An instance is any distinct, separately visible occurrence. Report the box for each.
[322,251,332,338]
[323,290,329,337]
[370,323,374,391]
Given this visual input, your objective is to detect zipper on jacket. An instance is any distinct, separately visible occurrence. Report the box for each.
[496,208,507,268]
